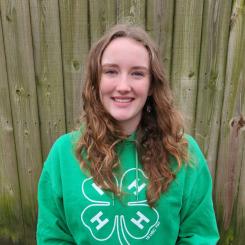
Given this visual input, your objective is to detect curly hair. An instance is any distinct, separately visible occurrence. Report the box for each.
[76,24,188,207]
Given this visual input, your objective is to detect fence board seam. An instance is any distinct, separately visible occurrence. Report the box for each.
[57,0,68,134]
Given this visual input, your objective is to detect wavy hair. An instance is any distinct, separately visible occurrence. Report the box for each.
[76,24,188,206]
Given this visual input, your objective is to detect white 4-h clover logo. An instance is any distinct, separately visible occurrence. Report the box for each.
[81,168,160,244]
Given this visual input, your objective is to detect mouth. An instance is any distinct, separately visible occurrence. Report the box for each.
[111,97,134,103]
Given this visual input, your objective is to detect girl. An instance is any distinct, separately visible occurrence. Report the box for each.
[37,24,219,244]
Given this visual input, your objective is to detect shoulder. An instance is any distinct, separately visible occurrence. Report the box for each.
[39,130,83,191]
[184,134,206,170]
[185,134,204,157]
[52,130,81,150]
[43,130,82,171]
[172,134,209,182]
[47,130,81,156]
[176,134,212,198]
[170,134,206,171]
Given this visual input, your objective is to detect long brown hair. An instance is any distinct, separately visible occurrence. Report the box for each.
[76,24,187,206]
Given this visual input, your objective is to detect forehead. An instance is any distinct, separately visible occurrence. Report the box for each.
[101,37,149,67]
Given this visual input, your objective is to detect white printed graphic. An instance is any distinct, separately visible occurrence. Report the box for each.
[131,211,150,229]
[92,183,104,195]
[128,180,146,195]
[81,168,160,243]
[90,211,109,230]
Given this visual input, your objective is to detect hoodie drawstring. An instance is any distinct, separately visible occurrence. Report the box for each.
[135,144,139,201]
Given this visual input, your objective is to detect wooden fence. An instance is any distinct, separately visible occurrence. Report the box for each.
[0,0,244,244]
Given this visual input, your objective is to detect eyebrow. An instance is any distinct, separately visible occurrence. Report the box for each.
[101,63,149,71]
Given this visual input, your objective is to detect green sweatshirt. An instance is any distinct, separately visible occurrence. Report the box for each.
[37,131,219,244]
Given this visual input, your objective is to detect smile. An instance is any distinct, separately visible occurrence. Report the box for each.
[112,97,134,103]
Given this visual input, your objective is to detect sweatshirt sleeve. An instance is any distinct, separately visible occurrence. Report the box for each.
[176,136,219,245]
[37,140,76,244]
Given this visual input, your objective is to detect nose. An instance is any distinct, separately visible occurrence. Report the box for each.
[116,74,131,93]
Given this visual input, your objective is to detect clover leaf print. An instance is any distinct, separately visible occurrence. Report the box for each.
[81,168,160,244]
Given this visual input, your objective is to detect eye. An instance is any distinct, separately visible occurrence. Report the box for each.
[103,69,118,76]
[131,71,145,78]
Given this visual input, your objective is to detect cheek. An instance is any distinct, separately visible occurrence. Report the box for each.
[99,79,113,107]
[99,77,112,95]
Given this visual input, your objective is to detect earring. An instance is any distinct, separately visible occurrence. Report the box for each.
[146,104,152,113]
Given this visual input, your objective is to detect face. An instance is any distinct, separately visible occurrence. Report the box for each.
[99,37,151,134]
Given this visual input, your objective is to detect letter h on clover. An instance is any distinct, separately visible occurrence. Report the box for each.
[81,168,159,244]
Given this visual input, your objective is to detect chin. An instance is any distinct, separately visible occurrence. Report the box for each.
[112,116,131,122]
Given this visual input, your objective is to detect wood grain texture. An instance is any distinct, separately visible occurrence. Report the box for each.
[195,0,233,179]
[171,0,204,134]
[214,0,245,243]
[30,0,66,158]
[89,0,116,45]
[146,0,174,79]
[0,9,24,243]
[236,135,245,245]
[117,0,146,26]
[59,0,89,132]
[0,0,42,244]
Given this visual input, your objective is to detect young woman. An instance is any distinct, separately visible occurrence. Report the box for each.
[37,24,219,244]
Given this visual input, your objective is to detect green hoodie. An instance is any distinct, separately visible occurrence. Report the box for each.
[37,131,219,244]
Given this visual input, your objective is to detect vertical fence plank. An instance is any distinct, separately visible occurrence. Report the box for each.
[117,0,146,26]
[30,0,66,158]
[0,0,42,244]
[214,0,245,243]
[59,0,89,131]
[0,11,24,244]
[171,0,204,133]
[146,0,174,79]
[195,0,233,178]
[89,0,116,45]
[236,139,245,245]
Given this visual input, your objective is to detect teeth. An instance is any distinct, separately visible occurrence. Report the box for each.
[114,98,132,103]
